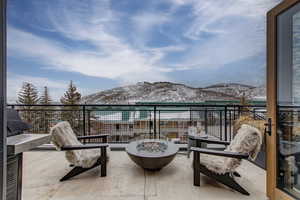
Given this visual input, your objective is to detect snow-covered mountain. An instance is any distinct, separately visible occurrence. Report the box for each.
[81,82,266,104]
[203,83,266,100]
[82,82,240,104]
[245,86,266,100]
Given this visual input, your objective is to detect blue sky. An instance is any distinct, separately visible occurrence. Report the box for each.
[7,0,280,102]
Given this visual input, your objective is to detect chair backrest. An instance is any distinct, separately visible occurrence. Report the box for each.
[50,121,81,150]
[50,121,85,167]
[224,124,263,172]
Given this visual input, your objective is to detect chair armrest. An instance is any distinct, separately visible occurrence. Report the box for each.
[190,136,230,146]
[77,134,109,140]
[191,147,249,159]
[61,144,108,150]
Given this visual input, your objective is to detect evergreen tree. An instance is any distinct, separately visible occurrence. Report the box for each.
[60,81,81,105]
[17,82,39,124]
[39,87,52,133]
[17,82,39,105]
[40,86,52,105]
[60,81,82,130]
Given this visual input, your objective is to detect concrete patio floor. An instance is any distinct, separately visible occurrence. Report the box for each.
[22,151,267,200]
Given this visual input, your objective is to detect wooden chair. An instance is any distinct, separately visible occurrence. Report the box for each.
[192,124,263,195]
[50,121,109,181]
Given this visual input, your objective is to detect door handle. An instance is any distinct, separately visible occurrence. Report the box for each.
[264,118,272,136]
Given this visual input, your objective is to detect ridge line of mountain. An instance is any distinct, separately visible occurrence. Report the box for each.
[81,81,265,104]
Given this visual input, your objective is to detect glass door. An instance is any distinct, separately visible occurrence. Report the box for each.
[267,1,300,200]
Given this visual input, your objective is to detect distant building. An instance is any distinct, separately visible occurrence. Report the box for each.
[88,102,208,143]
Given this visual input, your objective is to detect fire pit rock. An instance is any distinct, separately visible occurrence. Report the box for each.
[126,139,179,171]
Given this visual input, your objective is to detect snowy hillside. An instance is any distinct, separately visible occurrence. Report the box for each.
[204,83,266,100]
[81,82,239,104]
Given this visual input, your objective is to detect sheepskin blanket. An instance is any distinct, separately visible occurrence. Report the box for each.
[200,124,263,174]
[233,115,265,137]
[50,121,101,168]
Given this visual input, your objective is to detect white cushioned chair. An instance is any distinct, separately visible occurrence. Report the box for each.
[192,124,263,195]
[50,121,109,181]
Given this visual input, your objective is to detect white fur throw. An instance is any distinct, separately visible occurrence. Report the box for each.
[200,124,263,174]
[50,121,101,168]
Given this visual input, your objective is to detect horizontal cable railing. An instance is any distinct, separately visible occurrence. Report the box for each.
[7,104,266,144]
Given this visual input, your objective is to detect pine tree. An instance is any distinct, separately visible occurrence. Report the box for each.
[60,81,82,131]
[39,87,52,133]
[17,82,39,124]
[40,86,52,105]
[60,81,81,105]
[17,82,39,106]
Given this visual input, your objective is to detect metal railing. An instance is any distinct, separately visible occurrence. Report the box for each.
[7,104,266,143]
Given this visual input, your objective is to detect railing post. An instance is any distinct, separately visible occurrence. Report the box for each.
[229,108,232,141]
[224,106,228,141]
[149,111,152,139]
[189,107,192,125]
[204,108,208,134]
[220,110,223,140]
[83,105,86,137]
[154,106,157,139]
[88,110,91,136]
[158,110,160,139]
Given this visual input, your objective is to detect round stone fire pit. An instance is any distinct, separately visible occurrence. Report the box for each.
[126,139,179,171]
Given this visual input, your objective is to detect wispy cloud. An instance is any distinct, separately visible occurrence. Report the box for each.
[184,0,279,39]
[132,12,171,35]
[8,0,176,85]
[165,0,281,70]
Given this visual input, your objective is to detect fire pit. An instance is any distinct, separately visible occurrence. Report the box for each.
[126,139,179,171]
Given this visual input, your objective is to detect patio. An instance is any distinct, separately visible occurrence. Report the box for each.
[23,150,266,200]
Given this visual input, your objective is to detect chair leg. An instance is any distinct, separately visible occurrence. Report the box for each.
[100,147,107,177]
[60,158,102,182]
[198,164,250,196]
[60,166,95,182]
[233,171,241,177]
[193,151,200,186]
[60,147,108,181]
[224,176,250,196]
